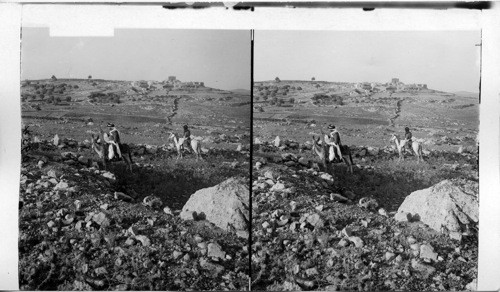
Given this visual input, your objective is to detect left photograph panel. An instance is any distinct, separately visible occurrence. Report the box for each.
[19,28,251,290]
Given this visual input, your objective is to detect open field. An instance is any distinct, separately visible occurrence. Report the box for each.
[19,78,251,290]
[253,80,478,150]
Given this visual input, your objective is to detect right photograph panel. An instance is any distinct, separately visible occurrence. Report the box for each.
[251,30,480,291]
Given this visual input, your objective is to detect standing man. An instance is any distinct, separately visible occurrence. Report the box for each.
[183,125,192,153]
[404,126,413,154]
[324,124,343,162]
[105,123,122,159]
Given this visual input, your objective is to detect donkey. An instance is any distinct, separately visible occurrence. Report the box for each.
[169,132,202,160]
[390,134,423,163]
[91,131,133,172]
[312,135,354,174]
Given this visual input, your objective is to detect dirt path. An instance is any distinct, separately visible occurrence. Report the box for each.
[166,95,182,125]
[389,97,402,127]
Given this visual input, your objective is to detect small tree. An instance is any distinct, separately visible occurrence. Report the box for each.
[275,77,281,83]
[51,75,57,81]
[88,75,92,79]
[297,86,302,90]
[311,77,315,81]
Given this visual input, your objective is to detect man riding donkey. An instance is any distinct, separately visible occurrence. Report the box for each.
[324,124,344,162]
[102,123,122,160]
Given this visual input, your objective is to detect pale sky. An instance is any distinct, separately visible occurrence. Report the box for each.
[21,28,251,90]
[255,30,481,93]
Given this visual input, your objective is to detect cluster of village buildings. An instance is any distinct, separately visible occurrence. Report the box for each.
[131,76,204,90]
[355,78,427,92]
[342,78,428,96]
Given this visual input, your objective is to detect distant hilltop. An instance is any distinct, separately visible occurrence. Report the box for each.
[22,75,206,90]
[257,77,428,93]
[255,77,433,96]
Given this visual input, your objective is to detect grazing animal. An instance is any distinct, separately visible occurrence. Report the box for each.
[91,132,133,172]
[169,132,202,160]
[390,134,423,163]
[311,135,354,174]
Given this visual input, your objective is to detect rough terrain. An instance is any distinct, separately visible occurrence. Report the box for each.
[19,78,250,290]
[252,80,478,291]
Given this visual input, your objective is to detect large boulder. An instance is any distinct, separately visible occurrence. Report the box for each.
[395,179,478,233]
[180,177,249,235]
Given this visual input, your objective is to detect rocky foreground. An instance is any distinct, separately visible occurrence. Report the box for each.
[251,139,478,291]
[19,137,250,290]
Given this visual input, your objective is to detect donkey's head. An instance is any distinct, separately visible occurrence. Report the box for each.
[311,135,325,157]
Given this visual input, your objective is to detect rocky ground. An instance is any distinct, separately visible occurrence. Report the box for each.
[19,132,250,290]
[251,139,478,291]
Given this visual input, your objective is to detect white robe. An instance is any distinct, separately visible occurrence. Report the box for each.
[103,132,122,159]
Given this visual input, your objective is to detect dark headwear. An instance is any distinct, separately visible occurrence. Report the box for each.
[405,127,410,132]
[328,124,336,130]
[183,125,189,129]
[107,123,115,128]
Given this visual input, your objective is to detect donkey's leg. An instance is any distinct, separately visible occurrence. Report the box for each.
[346,154,353,173]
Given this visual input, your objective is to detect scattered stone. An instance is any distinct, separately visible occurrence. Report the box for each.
[114,192,133,202]
[135,235,151,247]
[54,181,70,191]
[378,208,388,217]
[394,211,411,222]
[207,243,226,260]
[330,193,349,203]
[358,197,378,210]
[341,227,353,237]
[92,212,110,227]
[101,171,116,180]
[47,169,58,178]
[419,244,438,261]
[385,252,396,262]
[338,238,349,247]
[163,206,173,215]
[449,231,463,242]
[306,213,324,229]
[305,267,318,277]
[348,236,364,248]
[270,182,286,192]
[411,259,436,278]
[173,250,183,260]
[142,195,163,209]
[407,236,417,244]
